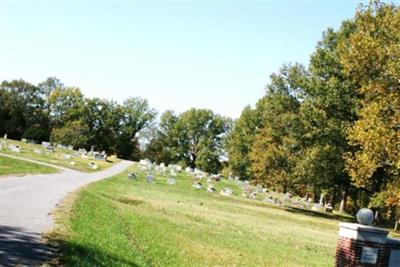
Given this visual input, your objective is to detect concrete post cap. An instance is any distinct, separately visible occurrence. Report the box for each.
[357,208,374,225]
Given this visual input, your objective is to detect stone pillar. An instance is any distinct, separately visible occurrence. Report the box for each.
[335,209,400,267]
[336,223,389,266]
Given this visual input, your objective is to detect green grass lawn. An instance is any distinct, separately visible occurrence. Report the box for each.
[0,156,57,176]
[0,138,120,172]
[49,165,355,267]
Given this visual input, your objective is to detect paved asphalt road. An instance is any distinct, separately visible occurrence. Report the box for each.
[0,156,133,266]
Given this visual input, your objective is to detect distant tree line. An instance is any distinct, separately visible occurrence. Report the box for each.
[0,2,398,222]
[0,77,231,172]
[0,78,158,160]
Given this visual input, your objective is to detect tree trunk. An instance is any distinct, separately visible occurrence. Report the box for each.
[339,189,348,213]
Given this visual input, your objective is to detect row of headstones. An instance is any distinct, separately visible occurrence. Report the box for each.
[192,181,234,196]
[129,163,235,196]
[236,179,333,211]
[134,160,335,213]
[0,142,22,153]
[0,140,101,169]
[138,160,184,177]
[127,172,176,185]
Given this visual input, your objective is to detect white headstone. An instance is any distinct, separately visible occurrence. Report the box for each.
[193,183,202,189]
[220,188,233,196]
[42,141,51,148]
[207,185,216,193]
[167,178,176,185]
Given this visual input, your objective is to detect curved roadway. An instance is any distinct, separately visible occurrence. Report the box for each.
[0,155,133,266]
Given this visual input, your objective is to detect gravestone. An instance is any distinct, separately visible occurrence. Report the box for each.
[93,152,106,161]
[9,145,21,153]
[88,162,98,170]
[207,185,216,193]
[192,182,202,190]
[33,149,42,154]
[167,178,176,185]
[146,174,154,183]
[249,192,257,199]
[212,174,222,182]
[264,196,274,203]
[63,154,72,160]
[128,173,136,179]
[325,203,333,213]
[21,138,27,143]
[220,188,233,196]
[3,133,7,139]
[42,141,51,148]
[70,161,76,166]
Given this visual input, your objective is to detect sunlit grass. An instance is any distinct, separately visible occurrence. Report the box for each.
[49,164,350,266]
[0,156,57,176]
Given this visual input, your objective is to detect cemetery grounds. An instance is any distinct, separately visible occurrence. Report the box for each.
[49,163,354,267]
[0,138,120,172]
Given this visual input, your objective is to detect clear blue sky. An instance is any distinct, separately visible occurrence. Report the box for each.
[0,0,386,118]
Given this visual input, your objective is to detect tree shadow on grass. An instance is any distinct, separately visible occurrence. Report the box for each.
[48,236,141,267]
[0,225,57,267]
[0,225,140,267]
[284,206,354,222]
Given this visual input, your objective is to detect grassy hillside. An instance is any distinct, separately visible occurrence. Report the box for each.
[0,156,57,176]
[0,138,120,172]
[50,164,353,267]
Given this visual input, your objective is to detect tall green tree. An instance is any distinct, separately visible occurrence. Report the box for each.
[116,97,157,160]
[144,110,180,165]
[226,106,257,180]
[250,66,302,192]
[174,108,227,173]
[145,108,228,173]
[0,79,50,141]
[48,87,85,128]
[341,2,400,219]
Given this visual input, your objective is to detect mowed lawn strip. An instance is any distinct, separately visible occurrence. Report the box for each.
[0,138,120,172]
[0,156,57,176]
[51,166,343,267]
